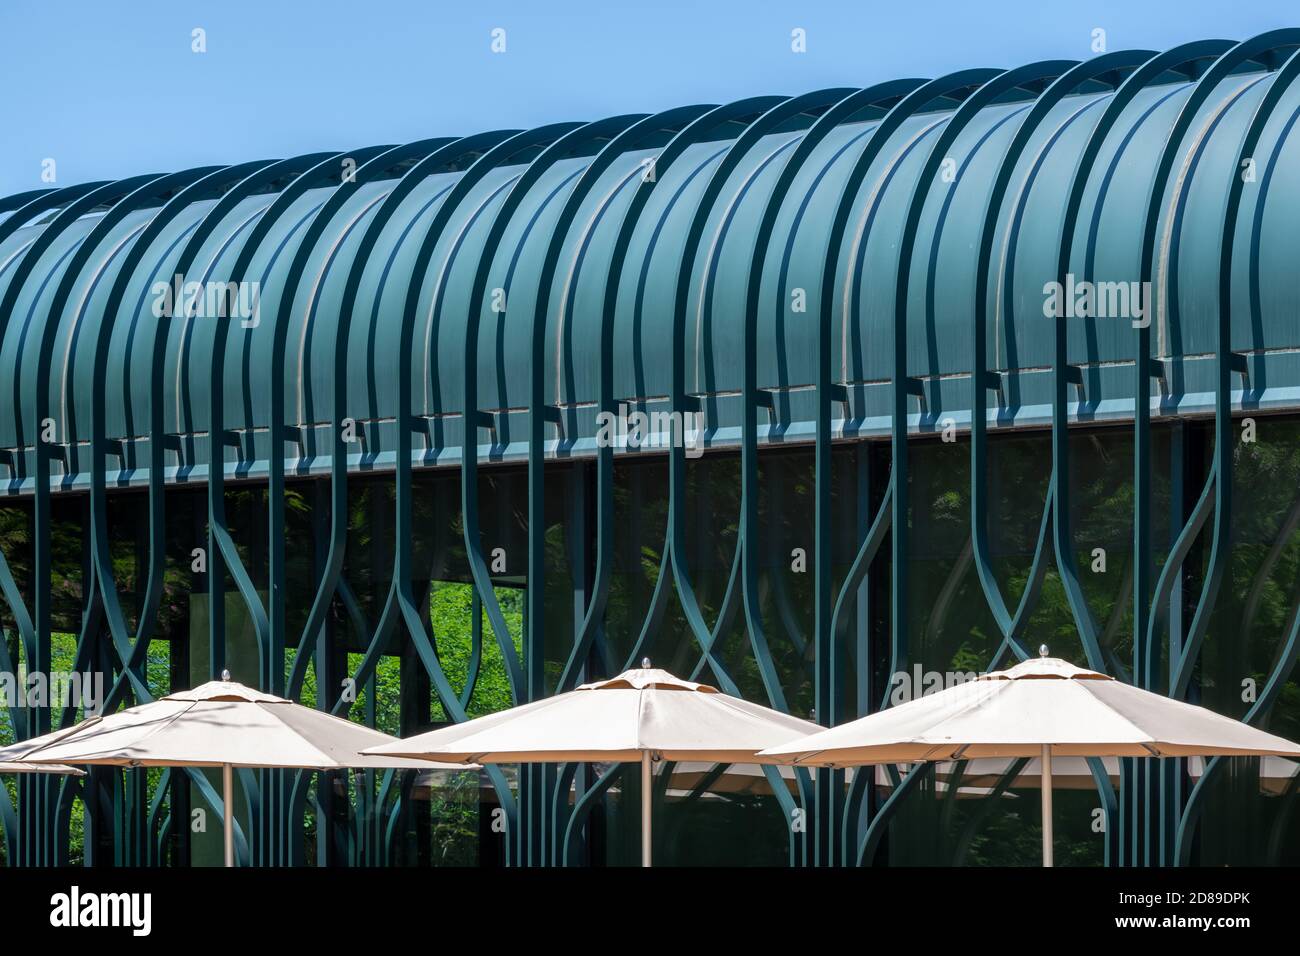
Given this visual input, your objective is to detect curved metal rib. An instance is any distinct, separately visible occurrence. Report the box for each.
[972,53,1149,669]
[1172,36,1300,865]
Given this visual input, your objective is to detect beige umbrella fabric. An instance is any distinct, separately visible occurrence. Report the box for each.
[925,756,1119,791]
[0,722,94,776]
[364,663,822,866]
[663,762,1011,800]
[927,755,1297,795]
[665,761,804,797]
[0,762,83,776]
[759,653,1300,866]
[1,674,471,866]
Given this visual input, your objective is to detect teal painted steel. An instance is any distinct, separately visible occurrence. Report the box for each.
[3,34,1300,867]
[6,56,1300,485]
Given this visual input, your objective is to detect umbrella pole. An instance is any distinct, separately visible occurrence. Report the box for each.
[223,763,234,868]
[641,751,652,868]
[1041,745,1053,867]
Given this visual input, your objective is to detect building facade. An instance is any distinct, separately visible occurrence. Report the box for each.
[2,32,1300,866]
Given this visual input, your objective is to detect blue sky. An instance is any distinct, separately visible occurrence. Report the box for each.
[0,0,1296,196]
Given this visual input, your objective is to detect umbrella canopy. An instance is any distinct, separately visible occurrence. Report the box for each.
[758,653,1300,866]
[365,665,820,764]
[760,656,1300,765]
[663,761,805,796]
[925,755,1297,795]
[0,762,83,776]
[0,724,94,776]
[0,676,474,866]
[662,763,1016,800]
[923,756,1117,790]
[0,678,461,771]
[364,663,821,865]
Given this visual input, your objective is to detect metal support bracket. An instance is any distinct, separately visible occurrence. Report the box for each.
[1064,364,1086,404]
[474,410,497,441]
[542,405,565,440]
[1229,351,1251,396]
[223,428,252,463]
[904,376,928,415]
[828,383,851,420]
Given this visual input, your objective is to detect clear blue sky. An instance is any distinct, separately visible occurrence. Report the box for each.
[0,0,1296,196]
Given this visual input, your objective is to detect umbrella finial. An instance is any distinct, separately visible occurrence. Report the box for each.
[221,669,232,681]
[1038,645,1049,659]
[641,657,652,669]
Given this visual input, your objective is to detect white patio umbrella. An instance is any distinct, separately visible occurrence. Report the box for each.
[363,661,821,866]
[929,754,1297,795]
[0,762,83,776]
[0,722,91,776]
[759,649,1300,866]
[1,673,470,866]
[929,755,1119,790]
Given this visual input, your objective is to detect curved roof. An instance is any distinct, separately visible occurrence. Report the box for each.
[4,34,1300,493]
